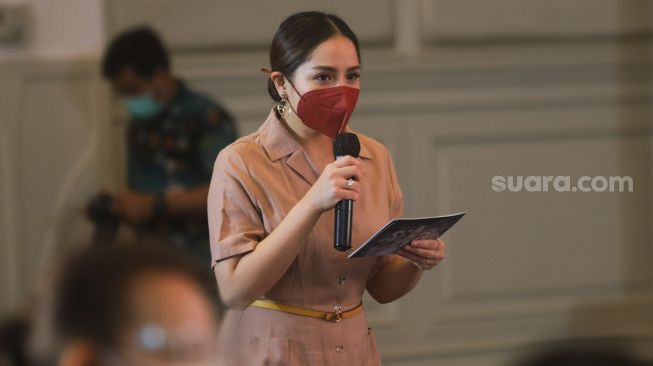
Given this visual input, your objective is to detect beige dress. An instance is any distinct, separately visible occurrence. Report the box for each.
[208,109,404,365]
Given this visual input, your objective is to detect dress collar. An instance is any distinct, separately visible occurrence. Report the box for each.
[259,109,373,162]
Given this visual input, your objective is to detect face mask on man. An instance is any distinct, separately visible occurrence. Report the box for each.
[123,94,164,120]
[286,79,360,139]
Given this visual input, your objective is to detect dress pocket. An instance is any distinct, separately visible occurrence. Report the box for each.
[247,337,295,366]
[366,328,382,366]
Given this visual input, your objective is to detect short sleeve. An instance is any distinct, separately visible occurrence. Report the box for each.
[207,145,264,268]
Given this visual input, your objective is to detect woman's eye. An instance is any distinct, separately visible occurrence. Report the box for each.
[347,73,361,81]
[314,74,331,81]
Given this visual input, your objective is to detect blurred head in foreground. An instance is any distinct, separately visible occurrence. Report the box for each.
[518,344,647,366]
[30,243,220,366]
[0,316,30,366]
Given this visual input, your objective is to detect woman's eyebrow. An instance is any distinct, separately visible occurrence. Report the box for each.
[311,65,362,72]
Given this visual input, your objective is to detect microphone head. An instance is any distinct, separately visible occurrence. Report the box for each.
[333,133,360,158]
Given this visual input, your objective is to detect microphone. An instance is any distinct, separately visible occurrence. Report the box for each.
[333,133,360,252]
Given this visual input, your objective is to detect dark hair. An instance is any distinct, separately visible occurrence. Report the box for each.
[32,242,216,365]
[102,26,170,80]
[267,11,361,102]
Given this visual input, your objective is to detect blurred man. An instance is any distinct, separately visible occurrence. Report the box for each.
[94,26,237,262]
[29,243,221,366]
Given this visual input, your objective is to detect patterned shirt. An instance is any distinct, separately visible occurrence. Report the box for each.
[127,80,237,258]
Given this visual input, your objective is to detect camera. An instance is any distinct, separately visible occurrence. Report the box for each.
[86,192,120,243]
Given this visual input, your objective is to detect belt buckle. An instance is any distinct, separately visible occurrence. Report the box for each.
[330,305,343,322]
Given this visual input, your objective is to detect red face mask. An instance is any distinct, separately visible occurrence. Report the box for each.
[288,81,360,139]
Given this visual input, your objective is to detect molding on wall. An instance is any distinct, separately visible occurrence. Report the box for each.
[36,81,99,270]
[0,66,21,311]
[0,61,111,313]
[421,0,653,41]
[0,64,29,311]
[175,41,653,124]
[105,0,395,50]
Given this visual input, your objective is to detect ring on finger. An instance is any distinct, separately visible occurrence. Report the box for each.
[346,178,354,190]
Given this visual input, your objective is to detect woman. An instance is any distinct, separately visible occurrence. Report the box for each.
[208,11,445,365]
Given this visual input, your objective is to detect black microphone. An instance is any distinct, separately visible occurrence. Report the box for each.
[333,133,360,252]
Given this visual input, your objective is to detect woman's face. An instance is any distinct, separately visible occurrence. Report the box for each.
[278,35,361,111]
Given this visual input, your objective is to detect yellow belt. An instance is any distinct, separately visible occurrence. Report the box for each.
[250,299,363,322]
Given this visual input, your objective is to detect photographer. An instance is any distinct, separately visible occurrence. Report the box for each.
[88,26,237,262]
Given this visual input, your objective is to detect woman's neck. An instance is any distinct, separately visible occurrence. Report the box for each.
[282,112,334,171]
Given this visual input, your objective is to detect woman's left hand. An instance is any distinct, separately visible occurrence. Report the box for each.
[397,238,446,270]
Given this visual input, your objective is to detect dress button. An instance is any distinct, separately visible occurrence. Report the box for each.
[336,345,344,353]
[339,276,346,285]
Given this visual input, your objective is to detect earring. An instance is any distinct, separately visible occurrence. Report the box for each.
[276,91,291,118]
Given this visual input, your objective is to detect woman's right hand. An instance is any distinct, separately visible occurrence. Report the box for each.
[304,155,364,212]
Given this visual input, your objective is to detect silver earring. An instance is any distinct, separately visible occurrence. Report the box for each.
[276,91,291,118]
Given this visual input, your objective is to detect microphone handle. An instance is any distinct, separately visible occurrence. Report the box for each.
[334,198,353,251]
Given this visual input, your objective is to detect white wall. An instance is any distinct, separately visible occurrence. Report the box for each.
[420,0,653,41]
[105,0,394,49]
[0,0,105,61]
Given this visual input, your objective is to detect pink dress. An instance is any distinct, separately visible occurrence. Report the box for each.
[208,109,404,365]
